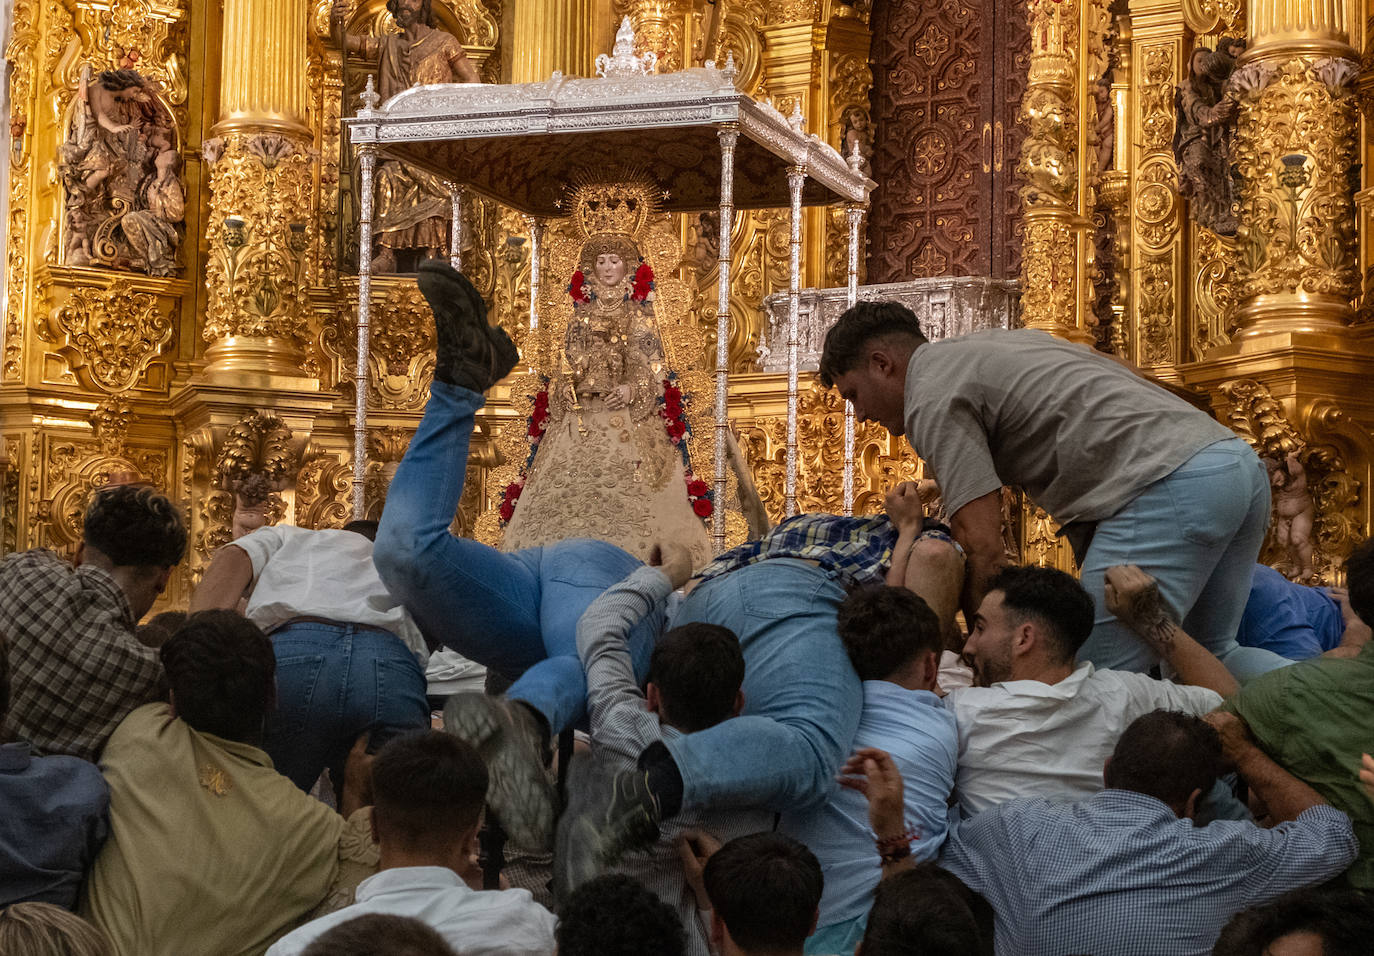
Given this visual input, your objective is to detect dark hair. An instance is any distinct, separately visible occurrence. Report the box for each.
[343,519,380,541]
[1345,538,1374,629]
[556,874,685,956]
[1213,886,1374,956]
[839,585,943,681]
[301,914,458,956]
[818,300,927,388]
[1103,710,1222,808]
[648,623,745,733]
[859,864,995,956]
[96,69,144,92]
[385,0,435,27]
[987,564,1095,664]
[372,730,488,847]
[136,611,188,650]
[83,484,187,568]
[159,611,275,744]
[702,832,822,952]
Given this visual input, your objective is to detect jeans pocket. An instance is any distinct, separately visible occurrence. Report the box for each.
[271,654,327,738]
[372,653,429,728]
[1162,456,1253,548]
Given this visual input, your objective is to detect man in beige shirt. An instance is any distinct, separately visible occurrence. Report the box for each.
[81,610,377,956]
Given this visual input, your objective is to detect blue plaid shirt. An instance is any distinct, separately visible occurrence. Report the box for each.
[939,790,1357,956]
[697,512,897,589]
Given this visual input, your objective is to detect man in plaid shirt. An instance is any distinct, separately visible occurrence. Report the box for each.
[0,483,187,760]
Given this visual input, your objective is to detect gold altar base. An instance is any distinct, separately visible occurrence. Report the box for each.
[1230,293,1356,338]
[201,336,321,390]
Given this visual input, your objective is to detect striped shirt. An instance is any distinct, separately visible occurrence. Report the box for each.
[575,566,773,956]
[696,512,897,589]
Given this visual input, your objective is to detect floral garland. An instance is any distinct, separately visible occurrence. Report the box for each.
[498,381,550,525]
[660,373,713,519]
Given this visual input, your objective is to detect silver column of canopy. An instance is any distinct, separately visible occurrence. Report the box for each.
[353,138,378,519]
[711,125,739,552]
[526,216,545,332]
[844,201,864,516]
[448,183,464,270]
[784,164,806,518]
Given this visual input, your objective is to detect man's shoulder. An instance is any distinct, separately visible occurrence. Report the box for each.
[0,549,75,593]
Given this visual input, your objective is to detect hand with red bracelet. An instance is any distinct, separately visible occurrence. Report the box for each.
[839,747,918,873]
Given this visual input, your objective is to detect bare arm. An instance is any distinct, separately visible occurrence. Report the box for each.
[190,544,254,612]
[1104,564,1239,699]
[1206,712,1328,824]
[884,482,926,588]
[950,491,1008,623]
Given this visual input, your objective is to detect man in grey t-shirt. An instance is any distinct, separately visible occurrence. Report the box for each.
[818,301,1289,681]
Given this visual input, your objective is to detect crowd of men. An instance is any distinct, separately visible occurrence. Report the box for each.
[2,261,1372,956]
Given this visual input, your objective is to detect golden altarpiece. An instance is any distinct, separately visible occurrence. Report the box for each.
[2,0,1373,606]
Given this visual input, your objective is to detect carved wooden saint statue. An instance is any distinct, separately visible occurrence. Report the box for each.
[333,0,480,273]
[1174,38,1245,236]
[59,66,184,275]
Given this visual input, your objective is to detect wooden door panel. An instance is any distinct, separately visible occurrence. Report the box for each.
[991,0,1031,279]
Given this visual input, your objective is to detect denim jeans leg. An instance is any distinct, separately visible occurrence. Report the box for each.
[504,538,658,733]
[264,624,344,791]
[662,559,862,814]
[374,380,549,680]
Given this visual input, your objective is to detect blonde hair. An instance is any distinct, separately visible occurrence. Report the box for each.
[0,903,114,956]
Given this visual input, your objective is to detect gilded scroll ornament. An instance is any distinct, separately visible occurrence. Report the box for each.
[215,412,297,539]
[296,453,354,530]
[1231,58,1360,309]
[53,278,174,392]
[90,397,135,455]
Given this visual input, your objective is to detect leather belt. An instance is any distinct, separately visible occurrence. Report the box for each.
[266,615,393,637]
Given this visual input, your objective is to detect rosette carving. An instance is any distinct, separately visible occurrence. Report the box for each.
[54,279,174,393]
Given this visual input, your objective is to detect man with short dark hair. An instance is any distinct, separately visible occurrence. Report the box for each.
[700,832,823,956]
[0,627,109,910]
[81,611,379,956]
[269,730,556,956]
[944,565,1225,816]
[784,585,957,953]
[557,544,770,955]
[555,873,686,956]
[939,710,1357,956]
[1212,886,1374,956]
[818,301,1288,681]
[0,483,187,759]
[858,864,994,956]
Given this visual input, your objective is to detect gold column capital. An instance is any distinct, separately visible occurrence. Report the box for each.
[1240,0,1357,64]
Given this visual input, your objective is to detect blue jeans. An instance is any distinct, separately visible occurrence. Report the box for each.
[665,559,863,814]
[263,623,429,791]
[373,381,662,734]
[1076,437,1292,681]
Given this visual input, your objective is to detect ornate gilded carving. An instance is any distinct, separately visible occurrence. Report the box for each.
[1230,58,1360,309]
[52,278,175,392]
[215,412,298,538]
[89,397,134,455]
[1131,42,1182,368]
[320,279,436,409]
[203,132,316,348]
[296,452,354,530]
[37,438,167,554]
[1192,224,1239,354]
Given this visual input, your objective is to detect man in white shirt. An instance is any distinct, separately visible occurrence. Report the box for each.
[268,729,557,956]
[192,520,432,791]
[944,564,1224,817]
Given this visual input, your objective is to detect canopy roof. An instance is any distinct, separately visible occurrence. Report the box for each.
[344,58,874,217]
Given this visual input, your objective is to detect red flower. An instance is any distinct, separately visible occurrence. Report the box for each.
[667,419,687,440]
[631,260,655,302]
[499,500,515,523]
[505,481,524,500]
[664,401,683,419]
[693,497,713,518]
[663,384,681,401]
[528,421,544,438]
[568,271,591,304]
[688,478,710,497]
[534,390,550,410]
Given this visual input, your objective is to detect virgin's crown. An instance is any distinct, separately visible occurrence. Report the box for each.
[565,175,664,239]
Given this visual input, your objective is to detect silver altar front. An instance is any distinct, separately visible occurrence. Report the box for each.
[344,19,875,543]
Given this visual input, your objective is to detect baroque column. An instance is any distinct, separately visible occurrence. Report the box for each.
[508,0,599,81]
[201,0,317,384]
[1226,0,1360,336]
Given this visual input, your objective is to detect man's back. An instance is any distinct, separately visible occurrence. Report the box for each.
[943,663,1221,816]
[940,790,1357,956]
[81,703,349,956]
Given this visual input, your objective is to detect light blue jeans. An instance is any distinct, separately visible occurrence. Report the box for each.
[373,381,662,734]
[665,559,864,814]
[263,623,429,792]
[1076,437,1291,682]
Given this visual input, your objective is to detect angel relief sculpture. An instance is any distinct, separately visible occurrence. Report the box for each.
[59,66,184,275]
[498,179,716,568]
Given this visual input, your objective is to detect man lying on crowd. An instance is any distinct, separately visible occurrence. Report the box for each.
[819,300,1289,681]
[944,564,1227,817]
[555,874,686,956]
[1237,562,1372,660]
[846,711,1356,956]
[0,483,186,760]
[370,260,965,859]
[557,543,770,955]
[269,730,555,956]
[0,629,108,911]
[81,610,379,956]
[678,832,824,956]
[1210,537,1374,889]
[782,584,957,954]
[192,520,431,793]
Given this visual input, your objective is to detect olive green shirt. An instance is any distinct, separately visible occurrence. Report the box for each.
[902,328,1235,523]
[1227,643,1374,888]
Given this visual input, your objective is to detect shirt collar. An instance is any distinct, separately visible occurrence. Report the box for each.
[356,866,466,902]
[0,740,33,772]
[991,660,1095,697]
[78,562,137,629]
[863,681,943,707]
[1085,788,1178,821]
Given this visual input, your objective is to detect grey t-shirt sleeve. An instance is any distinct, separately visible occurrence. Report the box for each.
[905,387,1004,520]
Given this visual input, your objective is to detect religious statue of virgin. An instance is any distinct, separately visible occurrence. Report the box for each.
[499,221,714,567]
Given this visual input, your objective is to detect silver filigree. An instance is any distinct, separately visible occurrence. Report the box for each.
[596,17,658,78]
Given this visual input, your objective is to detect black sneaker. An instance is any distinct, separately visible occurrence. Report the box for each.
[442,693,556,853]
[416,260,518,392]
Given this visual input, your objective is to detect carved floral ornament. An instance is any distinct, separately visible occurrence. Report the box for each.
[53,279,174,393]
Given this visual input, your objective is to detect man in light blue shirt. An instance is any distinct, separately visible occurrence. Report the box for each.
[785,584,958,955]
